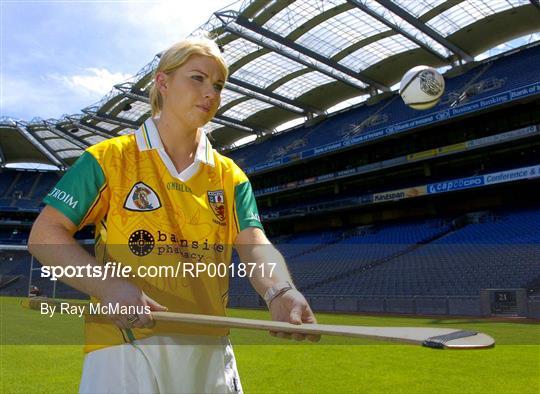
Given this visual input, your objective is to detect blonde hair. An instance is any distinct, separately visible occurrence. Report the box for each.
[149,36,228,116]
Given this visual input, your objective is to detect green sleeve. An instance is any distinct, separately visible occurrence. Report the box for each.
[234,181,264,232]
[42,151,106,227]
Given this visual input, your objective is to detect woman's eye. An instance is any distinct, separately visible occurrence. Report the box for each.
[191,75,203,81]
[214,84,224,92]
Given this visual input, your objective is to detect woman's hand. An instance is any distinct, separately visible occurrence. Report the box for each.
[268,289,321,342]
[96,279,168,330]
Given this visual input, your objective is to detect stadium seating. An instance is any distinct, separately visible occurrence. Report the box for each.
[0,170,59,211]
[464,45,540,101]
[1,48,538,213]
[285,219,453,290]
[0,250,87,299]
[0,171,17,197]
[228,45,540,172]
[11,174,36,197]
[0,228,29,245]
[2,208,539,306]
[228,219,452,297]
[308,208,540,297]
[228,230,346,297]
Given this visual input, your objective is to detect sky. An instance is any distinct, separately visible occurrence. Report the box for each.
[1,1,538,123]
[1,0,237,121]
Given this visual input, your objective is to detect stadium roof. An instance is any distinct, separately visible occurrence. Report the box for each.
[2,0,539,169]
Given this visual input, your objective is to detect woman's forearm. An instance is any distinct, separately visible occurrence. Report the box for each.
[242,244,294,297]
[28,222,112,299]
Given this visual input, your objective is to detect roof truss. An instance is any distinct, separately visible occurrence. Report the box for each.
[346,0,450,63]
[216,10,369,92]
[3,0,536,166]
[14,122,67,169]
[231,13,389,91]
[374,0,473,61]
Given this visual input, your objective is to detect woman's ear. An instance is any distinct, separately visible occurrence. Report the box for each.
[155,72,168,94]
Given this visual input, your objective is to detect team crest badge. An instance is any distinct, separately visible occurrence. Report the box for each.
[124,182,161,212]
[207,190,226,222]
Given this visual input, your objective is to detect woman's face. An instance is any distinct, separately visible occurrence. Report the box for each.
[158,54,225,129]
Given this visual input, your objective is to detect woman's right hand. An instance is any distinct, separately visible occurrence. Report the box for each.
[96,279,168,330]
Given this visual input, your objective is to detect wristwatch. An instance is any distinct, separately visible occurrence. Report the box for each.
[263,281,295,306]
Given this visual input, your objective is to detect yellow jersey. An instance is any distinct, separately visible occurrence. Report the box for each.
[43,118,263,352]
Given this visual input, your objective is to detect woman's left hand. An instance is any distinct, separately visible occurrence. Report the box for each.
[268,289,321,342]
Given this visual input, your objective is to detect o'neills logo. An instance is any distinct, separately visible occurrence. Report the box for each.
[207,190,226,222]
[124,182,161,212]
[48,187,78,208]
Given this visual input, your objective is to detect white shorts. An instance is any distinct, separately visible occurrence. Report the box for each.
[79,335,243,394]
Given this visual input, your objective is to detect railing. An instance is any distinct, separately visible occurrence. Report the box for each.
[228,294,482,316]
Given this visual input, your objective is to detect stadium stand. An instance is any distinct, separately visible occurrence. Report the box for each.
[302,208,540,298]
[2,1,540,318]
[0,170,59,210]
[227,45,540,172]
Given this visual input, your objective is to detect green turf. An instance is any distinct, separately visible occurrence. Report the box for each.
[1,296,539,393]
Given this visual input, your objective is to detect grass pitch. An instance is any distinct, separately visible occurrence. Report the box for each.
[1,296,539,393]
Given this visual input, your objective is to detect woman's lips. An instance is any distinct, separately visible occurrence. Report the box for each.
[196,105,210,113]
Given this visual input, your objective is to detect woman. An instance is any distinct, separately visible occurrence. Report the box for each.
[29,36,319,394]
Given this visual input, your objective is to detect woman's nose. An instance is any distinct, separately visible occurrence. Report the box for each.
[204,84,219,100]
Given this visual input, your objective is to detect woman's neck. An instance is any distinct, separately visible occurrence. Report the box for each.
[154,113,200,161]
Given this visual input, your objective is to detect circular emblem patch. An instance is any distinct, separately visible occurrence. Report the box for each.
[128,229,155,256]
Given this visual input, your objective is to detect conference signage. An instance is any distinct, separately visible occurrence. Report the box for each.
[483,165,540,186]
[427,165,540,195]
[262,164,540,220]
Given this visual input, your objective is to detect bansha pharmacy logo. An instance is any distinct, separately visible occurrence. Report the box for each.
[128,229,155,257]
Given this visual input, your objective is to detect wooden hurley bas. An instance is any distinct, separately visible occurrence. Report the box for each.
[152,312,495,349]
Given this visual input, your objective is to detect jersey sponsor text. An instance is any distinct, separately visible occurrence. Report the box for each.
[47,187,79,208]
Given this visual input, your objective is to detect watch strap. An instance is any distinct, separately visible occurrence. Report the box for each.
[263,281,295,306]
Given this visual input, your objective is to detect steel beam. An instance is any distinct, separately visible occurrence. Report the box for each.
[227,77,323,114]
[0,144,6,165]
[232,15,388,91]
[14,124,67,169]
[44,123,91,150]
[212,116,259,135]
[375,0,473,61]
[225,85,305,115]
[81,111,139,129]
[214,114,264,134]
[114,86,150,104]
[215,11,366,92]
[347,0,450,63]
[67,118,119,137]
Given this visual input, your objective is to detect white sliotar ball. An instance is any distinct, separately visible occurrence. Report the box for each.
[399,65,445,110]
